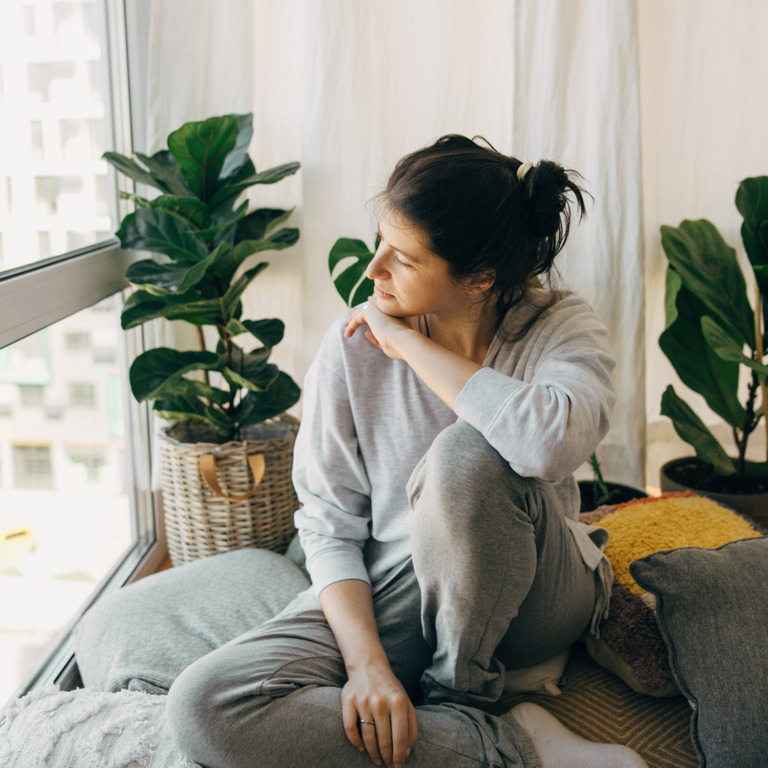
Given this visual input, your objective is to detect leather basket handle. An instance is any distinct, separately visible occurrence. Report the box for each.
[198,453,266,502]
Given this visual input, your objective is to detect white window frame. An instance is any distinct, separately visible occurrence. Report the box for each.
[0,0,164,704]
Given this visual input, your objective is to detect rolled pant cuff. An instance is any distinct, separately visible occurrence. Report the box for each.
[505,717,542,768]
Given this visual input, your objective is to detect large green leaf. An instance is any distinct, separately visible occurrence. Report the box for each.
[121,289,224,328]
[119,192,211,230]
[661,220,755,350]
[129,348,222,402]
[102,152,170,194]
[736,176,768,270]
[218,113,254,185]
[235,208,293,241]
[116,208,209,264]
[226,318,284,347]
[124,260,189,295]
[167,115,239,202]
[702,315,768,378]
[659,272,746,428]
[752,264,768,305]
[153,395,233,437]
[223,360,279,393]
[197,200,249,243]
[125,242,226,294]
[208,161,301,210]
[210,230,298,282]
[236,371,301,427]
[134,151,193,197]
[660,385,735,475]
[220,262,271,320]
[329,237,376,307]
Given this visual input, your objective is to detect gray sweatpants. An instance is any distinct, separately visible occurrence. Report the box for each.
[167,421,598,767]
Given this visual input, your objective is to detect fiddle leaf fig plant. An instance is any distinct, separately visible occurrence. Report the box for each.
[660,175,768,478]
[104,113,301,441]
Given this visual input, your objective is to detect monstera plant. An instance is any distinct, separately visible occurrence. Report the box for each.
[660,176,768,495]
[104,113,301,441]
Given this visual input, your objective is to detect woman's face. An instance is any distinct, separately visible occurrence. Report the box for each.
[366,211,484,319]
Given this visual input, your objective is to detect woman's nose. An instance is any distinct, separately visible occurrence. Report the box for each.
[366,246,390,280]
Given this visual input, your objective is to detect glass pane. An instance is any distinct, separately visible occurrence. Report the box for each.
[0,296,132,702]
[0,0,115,274]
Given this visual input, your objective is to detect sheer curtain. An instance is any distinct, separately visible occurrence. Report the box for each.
[639,0,768,486]
[143,0,768,489]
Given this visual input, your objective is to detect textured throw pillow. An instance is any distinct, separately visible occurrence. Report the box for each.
[580,492,763,697]
[75,548,309,693]
[631,537,768,768]
[0,684,199,768]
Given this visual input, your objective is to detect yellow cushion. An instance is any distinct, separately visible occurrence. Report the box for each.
[599,493,761,596]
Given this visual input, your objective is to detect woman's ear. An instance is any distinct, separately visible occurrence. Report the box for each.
[468,270,495,295]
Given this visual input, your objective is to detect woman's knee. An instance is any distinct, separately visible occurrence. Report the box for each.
[166,656,228,760]
[408,420,538,520]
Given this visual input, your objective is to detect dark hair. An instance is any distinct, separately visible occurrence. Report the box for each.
[381,134,588,320]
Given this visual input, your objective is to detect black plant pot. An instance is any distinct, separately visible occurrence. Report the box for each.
[578,480,649,513]
[660,457,768,528]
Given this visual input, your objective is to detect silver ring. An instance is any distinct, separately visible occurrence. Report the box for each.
[360,302,369,310]
[359,718,376,727]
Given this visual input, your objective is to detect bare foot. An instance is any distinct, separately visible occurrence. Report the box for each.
[507,702,649,768]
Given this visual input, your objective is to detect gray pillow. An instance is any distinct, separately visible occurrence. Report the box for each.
[75,548,309,693]
[630,536,768,768]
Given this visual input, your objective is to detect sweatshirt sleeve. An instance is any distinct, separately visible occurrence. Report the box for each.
[292,327,372,593]
[454,301,616,483]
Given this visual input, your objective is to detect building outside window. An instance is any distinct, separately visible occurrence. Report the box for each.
[0,0,158,709]
[11,445,53,490]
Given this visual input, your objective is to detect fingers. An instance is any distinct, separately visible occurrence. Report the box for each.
[342,699,365,753]
[360,716,384,766]
[390,704,413,768]
[343,302,371,338]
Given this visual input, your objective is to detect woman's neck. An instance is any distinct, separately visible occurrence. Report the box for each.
[423,303,499,365]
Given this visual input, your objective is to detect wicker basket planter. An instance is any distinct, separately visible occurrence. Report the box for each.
[158,414,300,566]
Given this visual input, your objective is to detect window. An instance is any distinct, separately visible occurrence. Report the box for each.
[64,331,91,351]
[1,1,115,274]
[0,0,160,710]
[19,385,46,408]
[68,381,96,408]
[11,445,53,490]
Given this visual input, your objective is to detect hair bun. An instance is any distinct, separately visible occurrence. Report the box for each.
[524,160,582,240]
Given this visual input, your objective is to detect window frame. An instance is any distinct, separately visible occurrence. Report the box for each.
[0,0,165,706]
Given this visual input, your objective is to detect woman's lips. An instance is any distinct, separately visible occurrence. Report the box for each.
[374,286,395,300]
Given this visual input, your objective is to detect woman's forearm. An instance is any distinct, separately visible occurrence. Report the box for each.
[320,579,418,768]
[319,579,389,670]
[388,327,481,410]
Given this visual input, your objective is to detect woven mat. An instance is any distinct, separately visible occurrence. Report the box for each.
[490,643,697,768]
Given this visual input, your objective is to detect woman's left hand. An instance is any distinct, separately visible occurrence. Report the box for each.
[343,298,416,360]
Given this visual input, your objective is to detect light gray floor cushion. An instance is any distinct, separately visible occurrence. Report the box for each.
[74,547,310,694]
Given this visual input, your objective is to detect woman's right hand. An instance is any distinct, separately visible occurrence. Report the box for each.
[341,660,418,768]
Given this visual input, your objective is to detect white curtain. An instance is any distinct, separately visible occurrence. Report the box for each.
[639,0,768,486]
[143,0,768,489]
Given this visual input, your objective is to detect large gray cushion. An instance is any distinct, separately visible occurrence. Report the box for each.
[75,548,309,693]
[631,536,768,768]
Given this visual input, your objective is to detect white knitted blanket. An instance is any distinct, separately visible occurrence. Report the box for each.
[0,685,199,768]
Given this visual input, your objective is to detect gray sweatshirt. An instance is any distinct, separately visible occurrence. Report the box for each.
[293,290,616,596]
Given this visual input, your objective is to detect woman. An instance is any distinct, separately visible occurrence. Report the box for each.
[168,135,647,768]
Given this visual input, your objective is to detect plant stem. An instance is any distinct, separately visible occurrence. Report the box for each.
[589,452,609,502]
[195,325,211,406]
[738,370,760,476]
[755,284,768,461]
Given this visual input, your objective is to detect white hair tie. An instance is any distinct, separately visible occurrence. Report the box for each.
[516,161,534,183]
